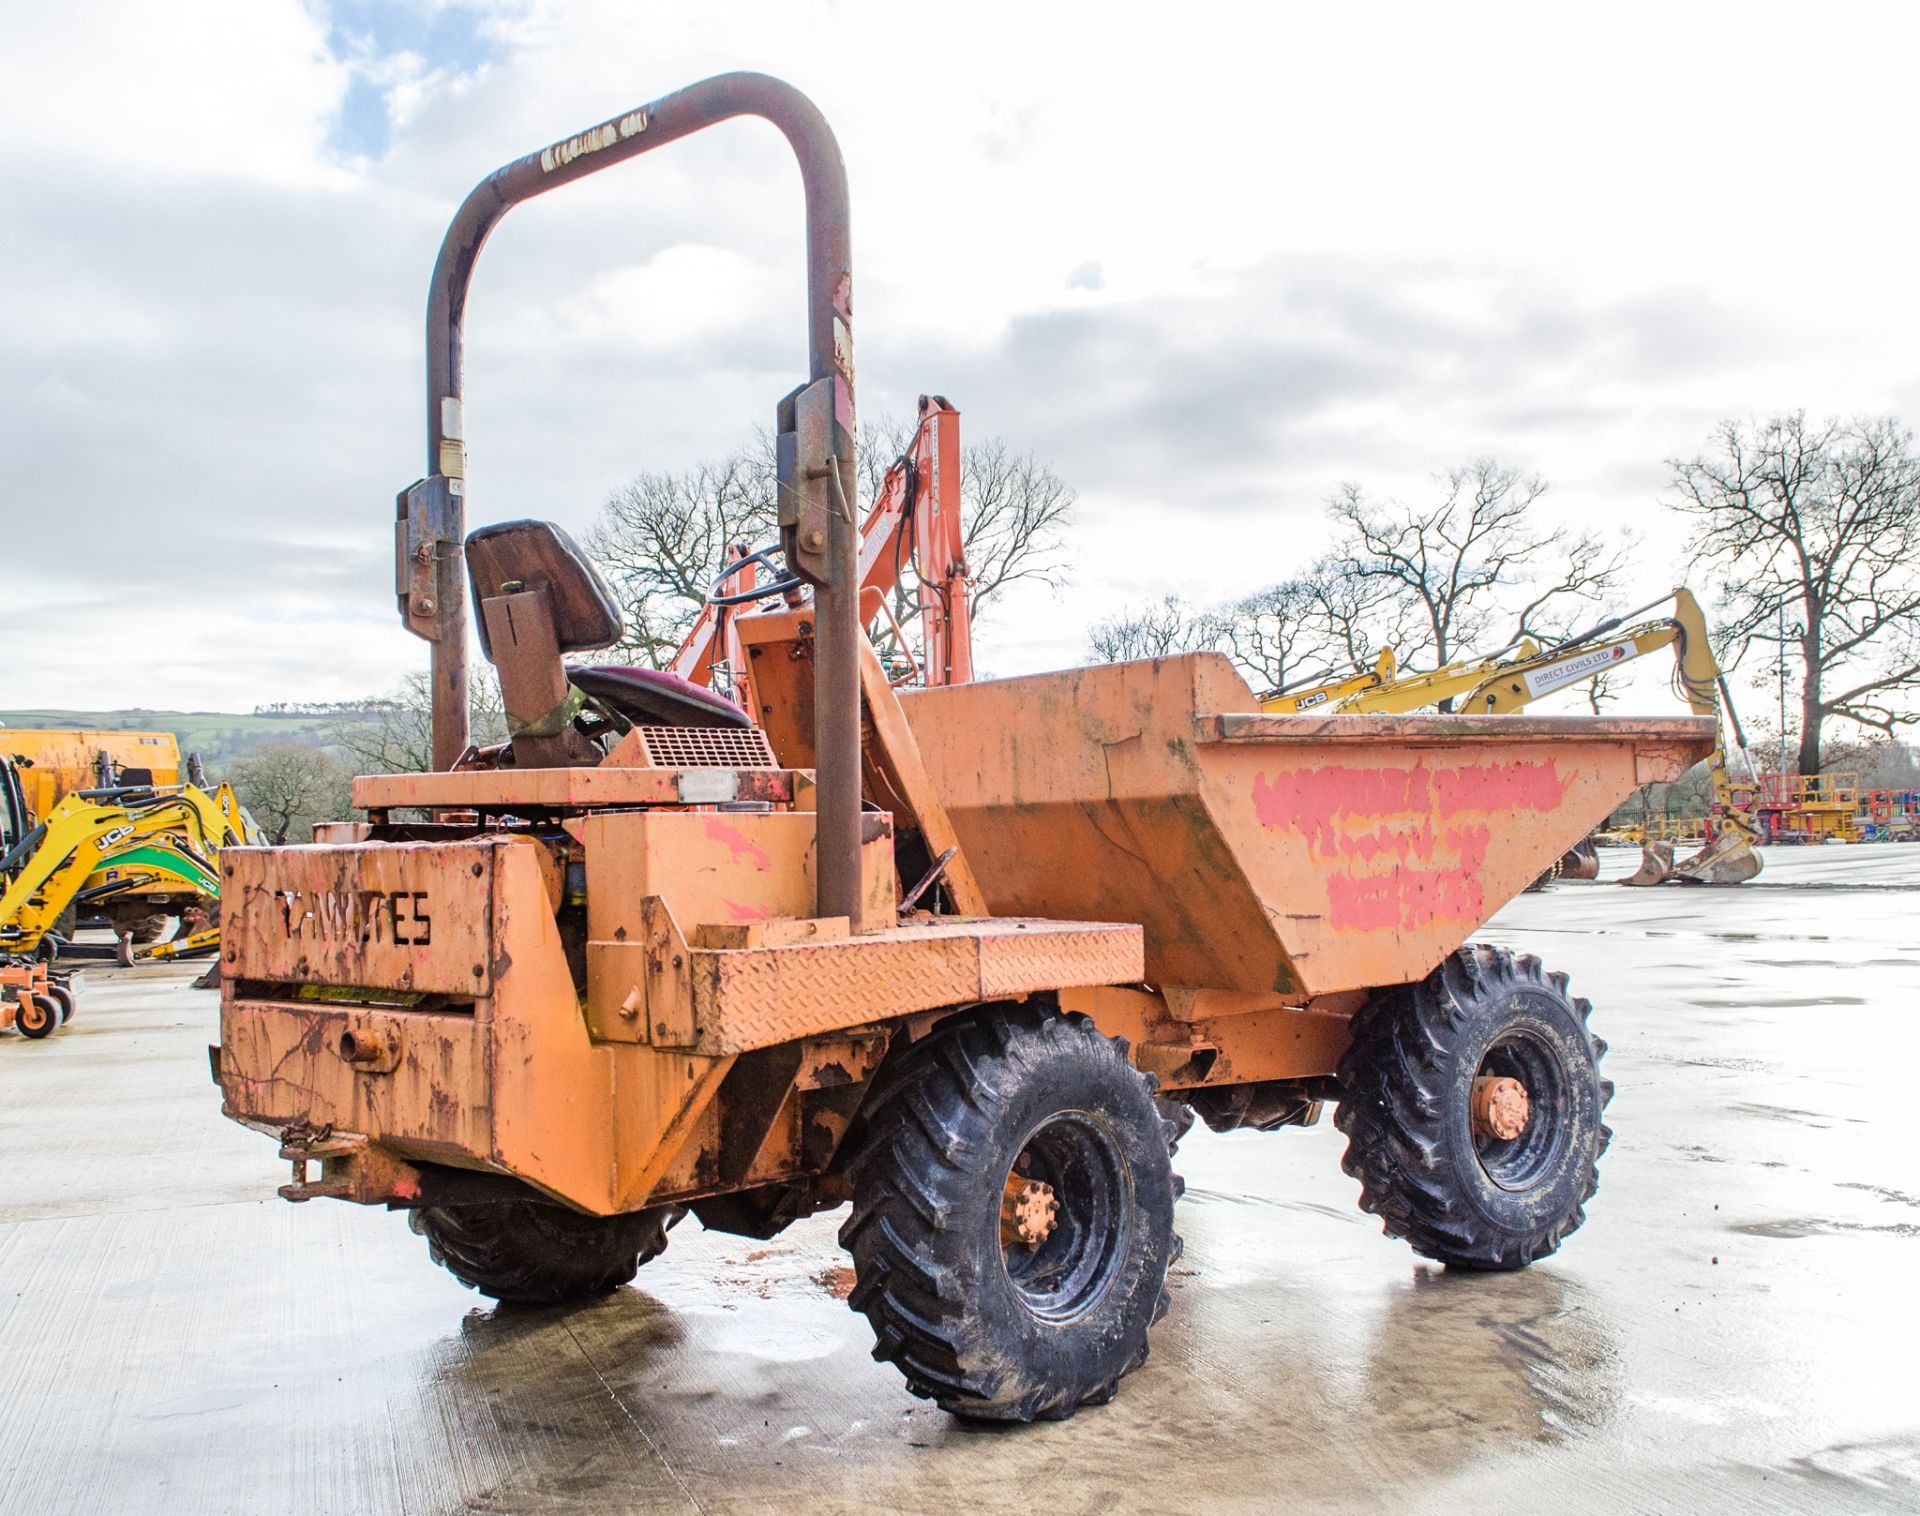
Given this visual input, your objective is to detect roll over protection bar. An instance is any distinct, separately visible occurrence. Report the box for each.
[398,72,865,927]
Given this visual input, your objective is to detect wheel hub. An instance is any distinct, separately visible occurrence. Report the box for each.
[1471,1075,1530,1142]
[1000,1174,1060,1250]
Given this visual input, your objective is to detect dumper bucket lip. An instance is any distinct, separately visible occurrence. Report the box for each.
[1198,712,1719,748]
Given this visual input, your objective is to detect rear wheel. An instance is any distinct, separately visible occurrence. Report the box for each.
[1335,945,1612,1271]
[45,985,74,1025]
[16,995,59,1039]
[409,1198,684,1305]
[840,1004,1180,1422]
[120,912,173,945]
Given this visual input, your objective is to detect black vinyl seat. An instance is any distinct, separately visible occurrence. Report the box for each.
[566,664,751,729]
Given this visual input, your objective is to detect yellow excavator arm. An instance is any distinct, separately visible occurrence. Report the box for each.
[0,782,254,956]
[1458,589,1760,883]
[1263,641,1556,716]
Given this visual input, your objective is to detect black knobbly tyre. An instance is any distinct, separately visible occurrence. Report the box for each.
[1335,945,1613,1271]
[125,913,172,945]
[410,1197,684,1305]
[839,1003,1180,1423]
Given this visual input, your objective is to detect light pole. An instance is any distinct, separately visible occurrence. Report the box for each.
[1776,603,1788,777]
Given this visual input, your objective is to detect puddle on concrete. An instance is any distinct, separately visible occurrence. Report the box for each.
[1730,1102,1837,1126]
[1838,1183,1920,1209]
[1733,1218,1920,1240]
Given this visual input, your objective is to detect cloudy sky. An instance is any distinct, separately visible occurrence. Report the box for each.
[5,0,1917,715]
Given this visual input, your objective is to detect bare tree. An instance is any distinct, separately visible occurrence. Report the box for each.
[229,740,353,844]
[856,417,1076,614]
[955,435,1076,608]
[1299,562,1407,673]
[591,416,1076,670]
[1668,412,1920,773]
[327,670,508,775]
[1320,460,1630,708]
[1086,596,1222,663]
[1215,578,1336,693]
[588,445,779,667]
[1204,568,1437,696]
[1088,578,1365,697]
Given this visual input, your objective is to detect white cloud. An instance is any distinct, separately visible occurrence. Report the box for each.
[0,0,350,186]
[3,0,1918,712]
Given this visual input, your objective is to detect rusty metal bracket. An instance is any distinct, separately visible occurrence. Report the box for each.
[277,1128,424,1205]
[898,846,958,917]
[278,1129,361,1203]
[395,474,459,642]
[641,897,696,1046]
[776,377,839,587]
[794,1029,887,1089]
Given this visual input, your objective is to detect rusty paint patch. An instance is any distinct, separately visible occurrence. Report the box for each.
[1253,759,1561,934]
[1251,758,1567,850]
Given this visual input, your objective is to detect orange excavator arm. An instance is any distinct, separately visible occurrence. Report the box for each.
[669,395,972,713]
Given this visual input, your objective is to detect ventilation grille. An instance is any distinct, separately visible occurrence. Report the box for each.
[637,725,779,769]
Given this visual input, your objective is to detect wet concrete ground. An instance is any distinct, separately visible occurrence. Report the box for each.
[2,846,1917,1514]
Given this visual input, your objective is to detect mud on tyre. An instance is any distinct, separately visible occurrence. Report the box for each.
[1335,944,1613,1271]
[839,1002,1181,1423]
[410,1197,685,1305]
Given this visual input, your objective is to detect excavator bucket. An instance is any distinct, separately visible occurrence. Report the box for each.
[1623,839,1675,887]
[1670,829,1764,886]
[1557,839,1600,881]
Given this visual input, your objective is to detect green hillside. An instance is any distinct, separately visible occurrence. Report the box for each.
[0,708,374,768]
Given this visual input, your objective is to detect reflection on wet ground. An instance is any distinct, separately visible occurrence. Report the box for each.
[1,848,1917,1512]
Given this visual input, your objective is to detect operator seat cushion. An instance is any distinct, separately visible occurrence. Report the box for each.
[567,664,752,729]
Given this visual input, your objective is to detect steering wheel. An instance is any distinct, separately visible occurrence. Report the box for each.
[709,543,803,607]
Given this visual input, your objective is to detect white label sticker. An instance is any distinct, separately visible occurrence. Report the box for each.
[678,770,741,805]
[539,110,649,173]
[1521,641,1632,698]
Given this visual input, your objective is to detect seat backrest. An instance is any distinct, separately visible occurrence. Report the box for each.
[465,520,622,661]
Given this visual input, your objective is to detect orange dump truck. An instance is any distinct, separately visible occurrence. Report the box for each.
[214,74,1714,1423]
[1,728,181,822]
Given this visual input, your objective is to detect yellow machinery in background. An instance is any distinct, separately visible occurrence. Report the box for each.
[1750,772,1863,844]
[1261,588,1762,885]
[1,727,256,954]
[0,752,256,969]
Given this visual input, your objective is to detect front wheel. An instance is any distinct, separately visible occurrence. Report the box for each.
[15,995,60,1039]
[409,1198,684,1305]
[840,1004,1180,1422]
[1335,945,1612,1270]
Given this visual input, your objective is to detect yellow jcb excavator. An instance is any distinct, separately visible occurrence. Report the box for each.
[1260,587,1762,885]
[0,755,256,975]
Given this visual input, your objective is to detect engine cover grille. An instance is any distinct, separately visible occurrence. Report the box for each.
[636,725,779,769]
